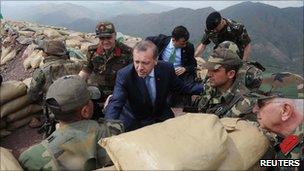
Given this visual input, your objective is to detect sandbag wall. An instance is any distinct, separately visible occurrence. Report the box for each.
[0,79,42,138]
[1,20,142,70]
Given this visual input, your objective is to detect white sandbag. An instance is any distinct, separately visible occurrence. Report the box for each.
[43,29,61,38]
[1,49,17,65]
[1,95,31,118]
[66,39,81,48]
[6,104,42,123]
[30,55,43,69]
[0,147,23,170]
[0,129,11,138]
[21,43,37,59]
[100,114,228,170]
[0,81,27,105]
[22,77,32,88]
[1,46,12,59]
[218,118,270,170]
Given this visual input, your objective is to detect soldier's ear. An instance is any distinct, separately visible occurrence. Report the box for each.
[227,70,236,79]
[281,103,292,122]
[80,100,93,119]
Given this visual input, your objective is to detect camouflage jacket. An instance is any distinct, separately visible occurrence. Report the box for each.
[197,80,257,121]
[274,123,303,171]
[82,41,132,96]
[19,119,123,171]
[27,56,82,102]
[201,18,251,58]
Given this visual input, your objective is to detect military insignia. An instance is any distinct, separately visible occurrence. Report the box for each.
[227,26,231,32]
[279,135,300,155]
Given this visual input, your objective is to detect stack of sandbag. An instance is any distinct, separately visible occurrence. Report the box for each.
[0,147,23,170]
[99,114,269,170]
[0,79,42,138]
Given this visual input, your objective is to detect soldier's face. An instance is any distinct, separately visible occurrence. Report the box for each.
[99,33,116,50]
[173,38,187,48]
[207,67,234,88]
[253,99,283,130]
[133,49,157,78]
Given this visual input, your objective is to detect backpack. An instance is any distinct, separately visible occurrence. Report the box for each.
[237,61,265,90]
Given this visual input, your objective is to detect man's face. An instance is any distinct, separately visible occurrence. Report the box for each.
[99,33,116,50]
[133,49,157,78]
[172,38,187,48]
[253,99,282,130]
[207,66,231,87]
[211,19,224,33]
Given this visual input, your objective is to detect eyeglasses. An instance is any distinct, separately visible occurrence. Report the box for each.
[99,36,113,40]
[257,99,280,109]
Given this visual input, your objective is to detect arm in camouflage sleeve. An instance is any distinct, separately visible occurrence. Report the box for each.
[195,31,209,57]
[237,25,251,61]
[28,69,45,102]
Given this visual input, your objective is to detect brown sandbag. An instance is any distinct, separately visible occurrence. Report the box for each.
[22,77,33,88]
[0,80,27,105]
[6,114,36,131]
[218,118,270,170]
[1,95,31,118]
[0,129,11,138]
[6,104,42,123]
[0,49,17,65]
[100,114,228,170]
[0,147,23,170]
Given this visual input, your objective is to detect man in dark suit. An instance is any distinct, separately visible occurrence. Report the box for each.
[146,26,197,106]
[105,40,203,131]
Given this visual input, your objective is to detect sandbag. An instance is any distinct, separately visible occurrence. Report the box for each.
[1,95,31,118]
[1,49,17,65]
[1,46,12,59]
[22,77,32,88]
[6,104,42,123]
[96,166,117,170]
[0,147,23,170]
[218,118,270,170]
[100,114,228,170]
[43,29,61,38]
[0,81,27,105]
[66,39,81,48]
[6,114,35,131]
[0,129,11,138]
[30,55,43,69]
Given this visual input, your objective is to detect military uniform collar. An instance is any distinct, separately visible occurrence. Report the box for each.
[209,80,242,104]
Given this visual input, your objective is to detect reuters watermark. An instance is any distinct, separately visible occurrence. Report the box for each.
[260,159,301,167]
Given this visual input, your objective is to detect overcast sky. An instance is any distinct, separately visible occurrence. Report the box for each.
[1,1,303,10]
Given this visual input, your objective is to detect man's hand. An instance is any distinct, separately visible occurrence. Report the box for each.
[175,67,186,76]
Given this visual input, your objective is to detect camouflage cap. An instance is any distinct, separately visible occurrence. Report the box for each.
[95,21,116,37]
[35,40,67,56]
[203,41,242,70]
[46,75,100,112]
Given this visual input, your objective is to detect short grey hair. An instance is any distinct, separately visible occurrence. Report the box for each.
[272,98,303,115]
[133,40,158,59]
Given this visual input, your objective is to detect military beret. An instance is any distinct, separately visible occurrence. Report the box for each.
[206,11,222,31]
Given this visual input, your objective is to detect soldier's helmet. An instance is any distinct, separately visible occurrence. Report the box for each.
[46,75,100,114]
[203,41,242,70]
[95,21,116,37]
[36,40,67,57]
[206,11,222,31]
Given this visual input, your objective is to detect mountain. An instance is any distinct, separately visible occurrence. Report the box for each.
[109,2,303,74]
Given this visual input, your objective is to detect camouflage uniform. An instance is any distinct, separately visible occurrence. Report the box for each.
[197,41,256,121]
[82,22,132,100]
[201,18,251,59]
[19,75,124,170]
[19,119,123,170]
[273,123,303,171]
[28,40,82,102]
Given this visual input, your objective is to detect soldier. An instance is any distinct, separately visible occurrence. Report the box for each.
[196,41,256,120]
[19,75,124,170]
[79,21,132,103]
[28,39,82,102]
[252,90,303,171]
[195,11,251,61]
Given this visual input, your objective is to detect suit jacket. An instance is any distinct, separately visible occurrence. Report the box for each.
[105,61,203,131]
[146,34,197,77]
